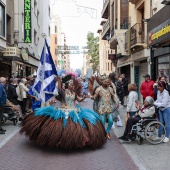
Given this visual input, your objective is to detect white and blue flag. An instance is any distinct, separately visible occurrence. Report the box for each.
[33,39,58,102]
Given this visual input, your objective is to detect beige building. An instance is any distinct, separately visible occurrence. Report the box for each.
[98,25,115,76]
[83,54,92,75]
[50,16,62,67]
[98,19,115,75]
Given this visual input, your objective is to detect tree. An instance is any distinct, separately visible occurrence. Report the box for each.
[86,32,99,72]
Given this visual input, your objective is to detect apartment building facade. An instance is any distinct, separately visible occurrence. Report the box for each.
[99,1,116,76]
[0,0,51,78]
[147,0,170,83]
[50,16,62,68]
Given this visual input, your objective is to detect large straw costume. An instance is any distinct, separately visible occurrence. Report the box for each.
[20,75,106,149]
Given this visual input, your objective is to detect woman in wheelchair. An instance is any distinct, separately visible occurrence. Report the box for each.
[119,96,155,141]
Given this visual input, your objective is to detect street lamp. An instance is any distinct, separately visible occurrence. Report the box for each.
[161,0,170,5]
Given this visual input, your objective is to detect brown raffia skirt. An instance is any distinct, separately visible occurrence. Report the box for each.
[20,112,107,150]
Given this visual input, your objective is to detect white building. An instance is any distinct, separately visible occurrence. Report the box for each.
[1,0,51,78]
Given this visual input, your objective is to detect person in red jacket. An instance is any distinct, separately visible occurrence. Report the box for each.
[140,74,154,102]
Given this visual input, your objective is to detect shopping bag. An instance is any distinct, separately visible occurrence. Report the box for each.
[116,115,123,127]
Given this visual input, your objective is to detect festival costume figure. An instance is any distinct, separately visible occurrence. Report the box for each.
[20,75,106,149]
[91,76,118,140]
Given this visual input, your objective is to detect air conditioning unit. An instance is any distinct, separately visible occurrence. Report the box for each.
[152,2,158,11]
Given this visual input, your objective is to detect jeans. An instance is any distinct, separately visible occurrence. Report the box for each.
[159,108,170,138]
[129,111,136,118]
[100,113,113,134]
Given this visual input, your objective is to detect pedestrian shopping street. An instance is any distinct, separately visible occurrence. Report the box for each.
[0,99,170,170]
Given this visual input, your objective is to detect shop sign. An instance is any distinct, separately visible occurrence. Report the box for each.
[148,19,170,46]
[21,49,29,61]
[24,0,31,43]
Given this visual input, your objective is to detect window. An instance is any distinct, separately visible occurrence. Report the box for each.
[34,29,37,44]
[0,3,5,37]
[55,25,57,33]
[55,37,57,44]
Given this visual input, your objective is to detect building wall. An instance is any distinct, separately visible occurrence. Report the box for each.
[50,16,62,67]
[14,0,50,60]
[98,30,115,76]
[0,0,6,51]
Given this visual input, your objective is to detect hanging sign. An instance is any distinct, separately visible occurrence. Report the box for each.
[24,0,32,43]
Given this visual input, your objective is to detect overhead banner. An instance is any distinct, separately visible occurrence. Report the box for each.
[24,0,31,43]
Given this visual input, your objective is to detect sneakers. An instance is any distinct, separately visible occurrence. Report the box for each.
[0,128,6,134]
[163,137,169,143]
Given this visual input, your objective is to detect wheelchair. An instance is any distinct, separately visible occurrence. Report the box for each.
[2,106,18,126]
[131,114,166,145]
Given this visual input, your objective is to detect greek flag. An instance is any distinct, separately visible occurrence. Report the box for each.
[33,39,58,102]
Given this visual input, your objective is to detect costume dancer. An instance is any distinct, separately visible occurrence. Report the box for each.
[20,75,106,149]
[89,76,119,140]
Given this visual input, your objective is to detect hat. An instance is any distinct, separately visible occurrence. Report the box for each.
[143,74,150,78]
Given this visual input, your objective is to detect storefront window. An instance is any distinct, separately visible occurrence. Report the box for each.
[158,56,170,83]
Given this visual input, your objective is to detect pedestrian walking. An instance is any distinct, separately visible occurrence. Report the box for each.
[140,74,154,102]
[116,77,124,106]
[121,74,129,107]
[7,78,18,105]
[91,76,119,140]
[154,81,170,143]
[126,84,138,118]
[0,77,7,134]
[18,78,29,116]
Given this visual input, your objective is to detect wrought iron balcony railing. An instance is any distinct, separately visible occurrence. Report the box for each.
[103,18,110,32]
[130,23,146,46]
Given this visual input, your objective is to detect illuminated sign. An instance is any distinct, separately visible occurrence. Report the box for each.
[148,19,170,46]
[24,0,31,43]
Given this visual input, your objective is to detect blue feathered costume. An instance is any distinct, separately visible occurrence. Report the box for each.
[20,75,106,149]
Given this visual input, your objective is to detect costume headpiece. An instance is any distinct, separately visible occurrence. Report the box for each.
[100,75,109,82]
[62,75,73,87]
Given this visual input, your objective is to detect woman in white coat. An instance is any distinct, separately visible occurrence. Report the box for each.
[126,84,138,117]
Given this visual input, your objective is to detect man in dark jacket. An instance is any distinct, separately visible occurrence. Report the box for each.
[0,77,7,134]
[140,74,154,101]
[121,74,129,107]
[7,78,18,105]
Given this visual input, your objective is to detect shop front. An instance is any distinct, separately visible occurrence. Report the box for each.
[2,47,38,78]
[148,5,170,82]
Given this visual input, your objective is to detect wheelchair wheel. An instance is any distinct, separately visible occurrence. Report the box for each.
[144,121,166,145]
[137,137,144,145]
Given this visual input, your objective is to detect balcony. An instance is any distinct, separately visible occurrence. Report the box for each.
[129,0,139,4]
[101,18,110,40]
[130,23,147,49]
[125,30,129,51]
[110,29,128,56]
[101,0,109,19]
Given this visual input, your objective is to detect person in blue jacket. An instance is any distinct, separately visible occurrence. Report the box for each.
[0,77,7,134]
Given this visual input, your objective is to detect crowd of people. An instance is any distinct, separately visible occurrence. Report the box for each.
[0,71,170,146]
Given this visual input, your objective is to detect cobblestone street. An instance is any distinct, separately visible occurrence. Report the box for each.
[0,99,138,170]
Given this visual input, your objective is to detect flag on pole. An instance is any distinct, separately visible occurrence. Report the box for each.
[33,39,58,102]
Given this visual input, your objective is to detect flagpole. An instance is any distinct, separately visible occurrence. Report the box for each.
[41,33,47,106]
